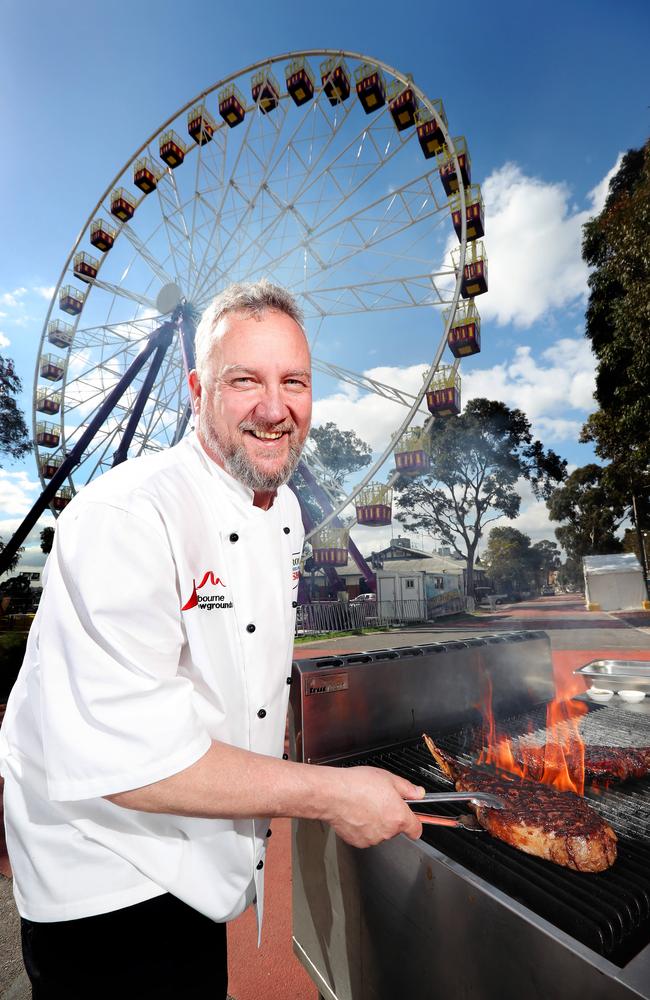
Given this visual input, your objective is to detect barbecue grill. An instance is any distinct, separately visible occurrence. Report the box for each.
[289,632,650,1000]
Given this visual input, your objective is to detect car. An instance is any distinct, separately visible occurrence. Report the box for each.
[541,586,555,596]
[351,592,376,603]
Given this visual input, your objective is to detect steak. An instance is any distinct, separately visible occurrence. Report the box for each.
[513,743,650,784]
[423,734,617,872]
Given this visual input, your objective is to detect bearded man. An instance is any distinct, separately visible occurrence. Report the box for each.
[0,280,423,999]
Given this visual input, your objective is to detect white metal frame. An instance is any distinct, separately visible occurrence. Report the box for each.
[32,50,468,532]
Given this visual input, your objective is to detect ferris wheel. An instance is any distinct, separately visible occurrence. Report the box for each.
[30,49,487,554]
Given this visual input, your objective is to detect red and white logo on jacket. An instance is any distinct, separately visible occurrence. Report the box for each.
[181,571,232,612]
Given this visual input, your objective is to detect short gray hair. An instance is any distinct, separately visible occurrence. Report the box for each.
[194,279,305,379]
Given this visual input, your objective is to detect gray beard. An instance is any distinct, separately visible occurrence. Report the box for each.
[223,440,303,492]
[201,418,303,492]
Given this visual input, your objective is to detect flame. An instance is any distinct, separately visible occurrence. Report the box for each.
[477,667,588,795]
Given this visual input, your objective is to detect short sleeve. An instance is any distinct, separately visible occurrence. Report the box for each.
[38,498,211,801]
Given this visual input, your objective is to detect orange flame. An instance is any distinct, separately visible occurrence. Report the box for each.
[477,667,588,795]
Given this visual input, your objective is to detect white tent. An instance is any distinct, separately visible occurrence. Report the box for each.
[582,553,646,611]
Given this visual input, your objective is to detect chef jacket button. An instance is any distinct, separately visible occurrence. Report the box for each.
[256,860,264,870]
[282,753,289,760]
[246,623,256,633]
[266,828,272,838]
[257,708,267,719]
[283,526,290,534]
[229,532,239,543]
[292,600,297,608]
[286,676,292,685]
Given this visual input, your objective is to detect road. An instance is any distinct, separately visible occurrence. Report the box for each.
[2,594,649,998]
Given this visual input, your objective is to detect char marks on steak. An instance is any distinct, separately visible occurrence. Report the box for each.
[422,734,617,873]
[513,743,650,784]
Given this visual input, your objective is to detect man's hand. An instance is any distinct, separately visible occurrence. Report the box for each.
[319,765,424,848]
[106,741,424,848]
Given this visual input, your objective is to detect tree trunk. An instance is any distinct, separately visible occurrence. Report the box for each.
[632,493,650,600]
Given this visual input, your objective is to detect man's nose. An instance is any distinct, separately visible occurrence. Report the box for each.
[254,384,289,423]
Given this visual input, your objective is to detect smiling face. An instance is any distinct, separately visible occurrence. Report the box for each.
[189,308,312,507]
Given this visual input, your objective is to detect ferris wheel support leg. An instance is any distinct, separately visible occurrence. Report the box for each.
[112,326,174,467]
[294,460,375,588]
[0,322,175,577]
[172,400,194,445]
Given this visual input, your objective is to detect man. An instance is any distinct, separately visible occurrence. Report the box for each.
[0,281,423,998]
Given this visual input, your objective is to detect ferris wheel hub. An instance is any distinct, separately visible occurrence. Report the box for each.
[156,282,184,315]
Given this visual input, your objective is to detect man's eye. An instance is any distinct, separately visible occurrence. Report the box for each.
[232,377,255,386]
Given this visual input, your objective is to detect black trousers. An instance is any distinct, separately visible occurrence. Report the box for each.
[21,892,228,999]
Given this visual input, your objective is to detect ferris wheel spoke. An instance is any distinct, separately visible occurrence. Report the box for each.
[192,86,363,301]
[295,270,455,317]
[187,109,261,296]
[191,100,299,300]
[312,357,430,415]
[154,168,200,294]
[134,350,185,447]
[120,223,177,288]
[198,97,408,301]
[186,128,230,297]
[84,277,157,310]
[231,171,450,298]
[305,172,447,268]
[71,318,155,352]
[288,106,412,233]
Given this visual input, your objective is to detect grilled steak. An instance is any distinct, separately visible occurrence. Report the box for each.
[513,743,650,784]
[423,734,617,872]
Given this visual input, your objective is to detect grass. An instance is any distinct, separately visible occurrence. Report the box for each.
[294,625,393,644]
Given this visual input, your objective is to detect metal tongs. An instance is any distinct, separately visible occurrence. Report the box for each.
[405,791,506,833]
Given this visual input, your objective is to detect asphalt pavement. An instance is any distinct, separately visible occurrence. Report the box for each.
[2,593,650,999]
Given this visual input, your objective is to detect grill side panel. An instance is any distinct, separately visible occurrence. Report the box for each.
[292,819,648,1000]
[290,632,554,764]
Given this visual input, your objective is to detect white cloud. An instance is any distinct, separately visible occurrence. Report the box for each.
[454,157,621,329]
[313,363,427,452]
[0,288,28,308]
[0,470,41,517]
[34,285,56,300]
[587,155,624,216]
[313,334,595,453]
[462,337,596,432]
[0,332,10,348]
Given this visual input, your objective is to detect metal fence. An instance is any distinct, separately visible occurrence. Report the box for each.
[295,599,430,634]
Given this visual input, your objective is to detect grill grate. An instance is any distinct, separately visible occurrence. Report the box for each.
[337,703,650,964]
[440,700,650,841]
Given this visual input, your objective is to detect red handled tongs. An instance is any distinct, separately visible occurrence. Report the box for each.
[405,790,505,832]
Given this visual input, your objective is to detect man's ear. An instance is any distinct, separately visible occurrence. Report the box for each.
[188,369,201,412]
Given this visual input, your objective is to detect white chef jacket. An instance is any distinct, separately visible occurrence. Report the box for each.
[0,432,303,932]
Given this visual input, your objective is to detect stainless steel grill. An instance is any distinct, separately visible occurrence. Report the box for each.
[289,633,650,1000]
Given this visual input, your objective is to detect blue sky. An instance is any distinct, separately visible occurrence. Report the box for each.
[1,0,648,566]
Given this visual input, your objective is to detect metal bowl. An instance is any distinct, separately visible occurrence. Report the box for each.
[574,660,650,693]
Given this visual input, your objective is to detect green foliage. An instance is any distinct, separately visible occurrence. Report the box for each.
[580,139,650,516]
[532,538,561,585]
[547,464,624,561]
[0,631,29,701]
[485,528,559,592]
[309,423,372,487]
[40,526,54,554]
[291,424,372,532]
[0,539,22,574]
[0,355,31,465]
[557,557,583,592]
[395,399,566,594]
